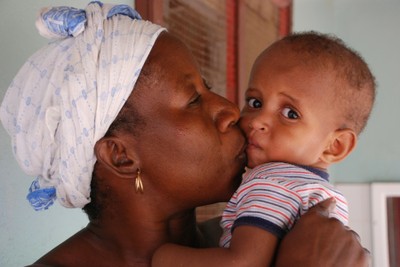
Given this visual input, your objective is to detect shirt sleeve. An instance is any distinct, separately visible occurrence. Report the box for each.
[232,178,303,239]
[232,177,349,239]
[298,183,349,225]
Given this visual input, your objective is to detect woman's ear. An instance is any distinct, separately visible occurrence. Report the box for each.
[94,137,138,176]
[320,129,357,165]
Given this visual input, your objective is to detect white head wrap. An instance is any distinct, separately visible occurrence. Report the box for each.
[0,2,165,210]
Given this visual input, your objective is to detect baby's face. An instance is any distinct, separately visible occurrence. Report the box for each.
[240,47,340,169]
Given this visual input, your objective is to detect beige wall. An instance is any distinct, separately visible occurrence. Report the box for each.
[238,0,279,107]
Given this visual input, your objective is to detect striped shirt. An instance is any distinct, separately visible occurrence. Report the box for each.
[219,162,348,248]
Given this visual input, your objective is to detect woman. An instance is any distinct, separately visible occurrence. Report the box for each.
[0,2,369,266]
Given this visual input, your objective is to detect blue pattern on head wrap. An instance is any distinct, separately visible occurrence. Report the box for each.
[27,180,56,211]
[107,5,142,20]
[39,1,141,39]
[41,6,87,38]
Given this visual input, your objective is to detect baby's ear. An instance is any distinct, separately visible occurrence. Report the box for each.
[94,136,138,177]
[321,129,357,164]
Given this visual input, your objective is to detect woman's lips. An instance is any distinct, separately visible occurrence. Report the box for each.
[237,142,247,160]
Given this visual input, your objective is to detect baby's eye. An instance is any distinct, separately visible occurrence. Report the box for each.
[247,97,262,108]
[282,107,299,119]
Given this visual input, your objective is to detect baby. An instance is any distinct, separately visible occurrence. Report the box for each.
[153,31,376,267]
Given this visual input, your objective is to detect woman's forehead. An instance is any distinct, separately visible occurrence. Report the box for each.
[152,33,199,67]
[133,36,202,104]
[143,33,202,89]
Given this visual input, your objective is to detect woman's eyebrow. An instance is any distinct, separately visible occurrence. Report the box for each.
[175,74,196,93]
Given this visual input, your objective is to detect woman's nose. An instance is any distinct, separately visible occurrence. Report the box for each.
[214,95,240,132]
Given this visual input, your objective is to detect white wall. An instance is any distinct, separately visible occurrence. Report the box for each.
[293,0,400,183]
[0,1,133,266]
[336,184,372,254]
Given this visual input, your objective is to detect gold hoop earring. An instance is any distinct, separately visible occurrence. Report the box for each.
[135,168,144,194]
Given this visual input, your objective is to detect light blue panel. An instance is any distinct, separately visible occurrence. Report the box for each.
[0,1,134,266]
[292,0,335,33]
[293,0,400,183]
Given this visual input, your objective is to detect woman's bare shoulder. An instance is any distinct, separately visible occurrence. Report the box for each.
[26,264,54,267]
[26,228,95,267]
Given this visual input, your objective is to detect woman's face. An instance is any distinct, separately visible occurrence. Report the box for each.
[130,33,246,210]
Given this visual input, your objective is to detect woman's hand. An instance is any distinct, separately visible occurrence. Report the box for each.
[275,198,370,267]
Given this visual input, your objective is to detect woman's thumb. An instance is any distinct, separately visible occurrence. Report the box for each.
[313,198,336,217]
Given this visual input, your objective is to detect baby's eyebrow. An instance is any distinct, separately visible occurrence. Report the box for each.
[279,92,299,105]
[246,87,258,93]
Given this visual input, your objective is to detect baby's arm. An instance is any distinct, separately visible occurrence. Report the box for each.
[152,225,278,267]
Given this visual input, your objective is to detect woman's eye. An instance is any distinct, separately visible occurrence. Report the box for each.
[189,93,201,105]
[202,79,212,90]
[282,107,299,119]
[247,98,262,108]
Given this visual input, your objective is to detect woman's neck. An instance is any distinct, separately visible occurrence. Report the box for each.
[85,208,200,264]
